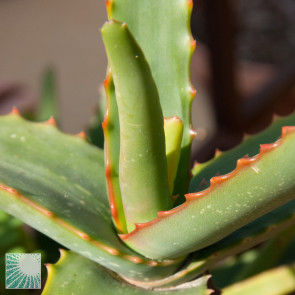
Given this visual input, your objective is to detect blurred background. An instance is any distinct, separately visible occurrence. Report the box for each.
[1,0,295,160]
[0,0,107,131]
[191,0,295,162]
[1,0,295,293]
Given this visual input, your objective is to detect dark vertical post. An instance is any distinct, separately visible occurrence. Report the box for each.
[203,0,240,131]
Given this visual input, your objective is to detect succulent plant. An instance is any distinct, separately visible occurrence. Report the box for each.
[1,0,295,294]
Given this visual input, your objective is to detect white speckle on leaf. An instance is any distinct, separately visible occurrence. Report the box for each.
[10,134,17,138]
[109,262,119,267]
[81,251,92,257]
[251,165,260,174]
[20,136,25,142]
[75,184,91,196]
[247,192,254,198]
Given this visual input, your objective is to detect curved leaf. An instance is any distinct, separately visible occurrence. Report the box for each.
[164,117,184,195]
[102,21,172,232]
[43,250,209,295]
[222,263,295,295]
[231,223,295,283]
[121,127,295,259]
[190,112,295,193]
[37,68,59,122]
[103,72,127,233]
[107,0,196,199]
[162,199,295,287]
[0,113,182,281]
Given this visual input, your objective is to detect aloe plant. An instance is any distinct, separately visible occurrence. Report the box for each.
[1,1,295,294]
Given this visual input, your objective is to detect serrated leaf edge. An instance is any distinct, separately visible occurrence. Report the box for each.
[102,71,127,233]
[121,126,295,240]
[192,113,288,176]
[0,111,177,267]
[0,182,179,267]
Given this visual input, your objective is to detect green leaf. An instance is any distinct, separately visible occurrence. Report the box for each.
[108,0,195,199]
[190,112,295,193]
[37,68,59,122]
[103,72,127,233]
[165,199,295,287]
[222,263,295,295]
[232,223,295,283]
[121,127,295,259]
[43,250,209,295]
[0,113,182,281]
[101,21,172,232]
[164,117,184,195]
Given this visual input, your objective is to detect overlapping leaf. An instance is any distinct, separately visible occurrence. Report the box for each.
[122,127,295,259]
[107,0,195,198]
[43,250,210,295]
[102,21,172,232]
[0,113,182,281]
[190,112,295,193]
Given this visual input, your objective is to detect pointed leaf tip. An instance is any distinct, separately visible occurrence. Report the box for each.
[282,126,295,137]
[164,115,182,122]
[215,148,223,157]
[259,142,279,153]
[104,72,112,89]
[190,86,197,97]
[76,131,87,139]
[106,0,113,19]
[192,161,200,168]
[272,113,283,122]
[187,0,193,9]
[10,107,20,115]
[106,0,112,9]
[242,133,251,141]
[190,39,196,50]
[190,127,197,139]
[45,117,57,126]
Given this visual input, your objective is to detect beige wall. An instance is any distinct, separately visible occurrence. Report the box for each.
[0,0,215,153]
[0,0,107,132]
